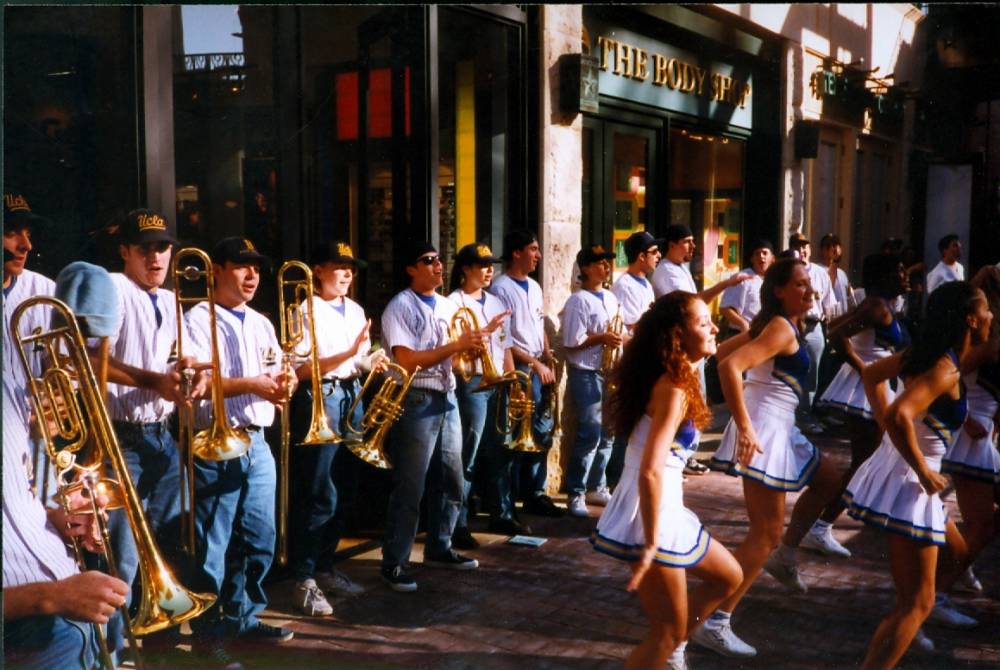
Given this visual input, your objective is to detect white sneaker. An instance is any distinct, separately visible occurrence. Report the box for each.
[763,551,808,593]
[317,569,365,596]
[690,622,757,658]
[955,566,983,594]
[912,627,935,652]
[585,487,611,506]
[928,596,978,629]
[568,494,589,518]
[665,653,688,670]
[801,527,852,558]
[295,578,333,616]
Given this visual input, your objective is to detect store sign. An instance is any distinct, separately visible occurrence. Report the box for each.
[586,20,753,129]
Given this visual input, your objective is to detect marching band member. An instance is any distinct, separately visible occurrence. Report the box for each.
[925,234,964,296]
[844,280,986,668]
[611,231,662,333]
[810,254,911,559]
[594,293,741,670]
[3,194,55,437]
[788,233,836,435]
[289,240,380,616]
[447,243,515,544]
[818,233,854,319]
[489,230,565,519]
[379,241,492,592]
[562,244,622,518]
[185,237,296,668]
[701,258,842,658]
[719,240,774,335]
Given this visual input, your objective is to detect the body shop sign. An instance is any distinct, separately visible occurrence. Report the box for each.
[588,19,753,130]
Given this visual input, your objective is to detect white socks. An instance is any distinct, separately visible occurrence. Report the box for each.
[704,609,731,630]
[810,520,832,535]
[668,640,687,664]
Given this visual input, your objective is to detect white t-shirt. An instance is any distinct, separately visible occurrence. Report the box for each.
[818,263,854,318]
[107,273,180,423]
[926,260,965,295]
[447,289,513,373]
[186,302,281,429]
[611,272,654,328]
[804,262,836,321]
[381,289,459,393]
[489,273,546,358]
[719,269,763,326]
[651,260,696,298]
[297,295,370,380]
[561,288,621,371]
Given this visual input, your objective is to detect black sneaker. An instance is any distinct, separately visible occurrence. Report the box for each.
[424,550,479,570]
[524,494,565,517]
[451,526,480,550]
[238,622,294,643]
[193,637,245,670]
[381,565,418,592]
[488,516,533,535]
[684,457,709,475]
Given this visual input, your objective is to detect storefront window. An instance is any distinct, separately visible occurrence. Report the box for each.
[5,6,140,276]
[668,128,744,301]
[610,131,648,278]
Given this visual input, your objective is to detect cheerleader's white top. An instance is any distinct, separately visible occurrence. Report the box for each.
[591,414,711,567]
[711,317,819,491]
[843,350,967,545]
[817,310,910,419]
[943,360,1000,483]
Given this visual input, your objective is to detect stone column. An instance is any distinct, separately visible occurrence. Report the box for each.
[538,5,583,494]
[781,40,807,246]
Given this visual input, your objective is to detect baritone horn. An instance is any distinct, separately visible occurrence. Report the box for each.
[274,260,340,566]
[497,370,543,452]
[344,362,421,469]
[172,247,251,556]
[12,296,216,646]
[449,306,511,392]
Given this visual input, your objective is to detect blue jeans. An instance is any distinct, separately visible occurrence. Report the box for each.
[189,429,276,637]
[4,614,99,670]
[565,367,612,495]
[512,364,552,501]
[801,322,825,412]
[106,420,181,651]
[291,379,363,580]
[455,376,499,527]
[381,388,463,568]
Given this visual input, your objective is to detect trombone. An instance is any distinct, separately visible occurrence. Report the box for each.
[275,260,340,566]
[449,306,511,392]
[343,362,421,469]
[172,247,251,556]
[12,296,215,668]
[497,370,543,452]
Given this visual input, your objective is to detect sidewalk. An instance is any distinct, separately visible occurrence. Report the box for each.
[166,409,999,669]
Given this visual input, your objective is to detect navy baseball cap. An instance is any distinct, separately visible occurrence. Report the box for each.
[211,236,271,269]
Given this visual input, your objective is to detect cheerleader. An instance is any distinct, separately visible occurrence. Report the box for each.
[592,293,742,670]
[807,254,911,557]
[844,280,989,669]
[698,258,842,658]
[937,267,1000,603]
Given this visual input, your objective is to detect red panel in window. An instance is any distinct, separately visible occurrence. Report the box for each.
[369,69,391,138]
[335,71,359,141]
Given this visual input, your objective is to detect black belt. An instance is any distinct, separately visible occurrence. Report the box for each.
[804,318,822,332]
[244,424,263,433]
[320,377,359,389]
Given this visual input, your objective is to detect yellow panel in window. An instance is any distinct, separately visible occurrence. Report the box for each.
[456,61,476,248]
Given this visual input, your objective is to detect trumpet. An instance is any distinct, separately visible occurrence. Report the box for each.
[13,296,215,667]
[344,362,420,469]
[449,306,511,392]
[275,261,340,566]
[172,247,251,556]
[600,305,625,394]
[497,370,543,452]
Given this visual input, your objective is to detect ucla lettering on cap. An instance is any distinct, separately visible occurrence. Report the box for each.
[137,213,166,231]
[4,194,31,213]
[337,242,354,258]
[476,244,493,259]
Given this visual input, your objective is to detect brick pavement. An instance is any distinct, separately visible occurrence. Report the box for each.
[152,416,999,670]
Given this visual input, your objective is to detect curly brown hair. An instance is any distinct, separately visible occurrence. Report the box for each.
[607,292,712,440]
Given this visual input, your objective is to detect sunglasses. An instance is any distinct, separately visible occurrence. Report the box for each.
[416,254,440,266]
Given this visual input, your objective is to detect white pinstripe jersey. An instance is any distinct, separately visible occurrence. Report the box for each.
[296,295,369,379]
[381,288,458,393]
[561,288,621,371]
[489,273,545,358]
[2,397,77,588]
[447,289,512,373]
[2,269,55,432]
[106,273,180,423]
[610,272,654,327]
[185,302,281,429]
